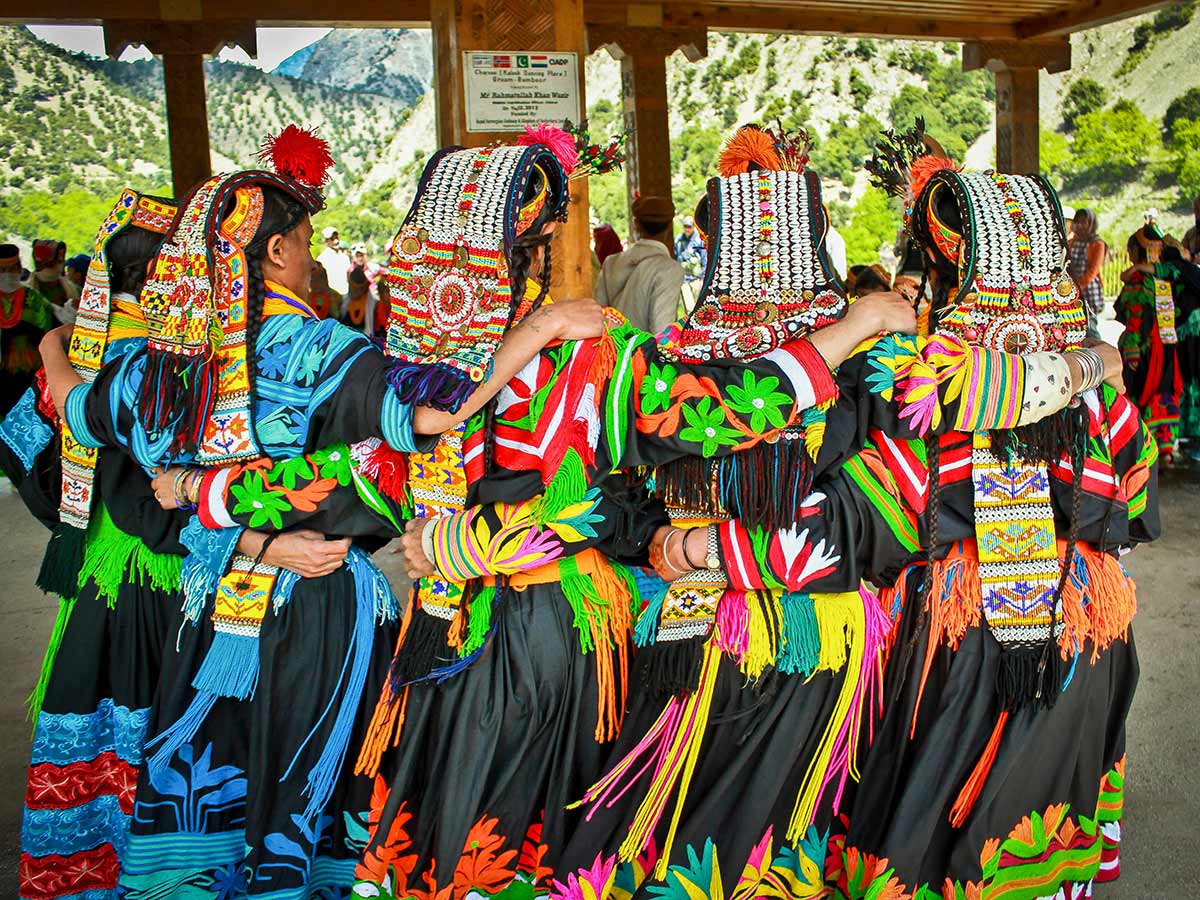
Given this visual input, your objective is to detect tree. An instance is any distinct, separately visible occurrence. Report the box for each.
[1071,100,1160,181]
[1165,87,1200,141]
[1171,118,1200,203]
[1062,78,1108,130]
[849,68,872,106]
[1040,131,1071,184]
[842,187,902,267]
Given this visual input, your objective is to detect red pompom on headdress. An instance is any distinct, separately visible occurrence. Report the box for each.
[519,123,579,175]
[259,125,334,189]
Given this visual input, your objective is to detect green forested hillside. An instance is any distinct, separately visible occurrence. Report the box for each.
[3,9,1199,267]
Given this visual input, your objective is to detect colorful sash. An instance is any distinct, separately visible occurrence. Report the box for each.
[1153,277,1177,345]
[971,432,1064,706]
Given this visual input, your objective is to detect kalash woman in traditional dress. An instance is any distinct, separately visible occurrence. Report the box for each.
[1115,216,1196,465]
[543,125,1124,900]
[36,131,608,899]
[3,190,365,900]
[830,156,1158,899]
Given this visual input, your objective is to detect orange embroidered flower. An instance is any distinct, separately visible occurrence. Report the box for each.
[979,837,1000,868]
[453,815,519,897]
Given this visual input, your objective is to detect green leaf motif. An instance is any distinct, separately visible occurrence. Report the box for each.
[679,395,742,456]
[229,473,293,530]
[724,369,790,433]
[640,361,678,414]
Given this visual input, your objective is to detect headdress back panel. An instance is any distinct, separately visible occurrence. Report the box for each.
[927,170,1084,354]
[385,144,567,390]
[670,168,846,362]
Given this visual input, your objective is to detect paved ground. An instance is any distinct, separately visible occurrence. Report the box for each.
[1,471,1197,896]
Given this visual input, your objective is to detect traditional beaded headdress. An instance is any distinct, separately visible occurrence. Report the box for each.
[39,189,177,599]
[138,127,331,462]
[667,165,845,364]
[916,170,1086,355]
[382,142,569,411]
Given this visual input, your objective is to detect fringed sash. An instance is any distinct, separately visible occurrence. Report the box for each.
[1153,277,1177,344]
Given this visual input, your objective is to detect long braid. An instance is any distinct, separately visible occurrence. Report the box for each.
[244,253,266,416]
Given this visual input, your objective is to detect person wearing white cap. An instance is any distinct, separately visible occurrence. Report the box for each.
[595,195,686,334]
[317,224,349,294]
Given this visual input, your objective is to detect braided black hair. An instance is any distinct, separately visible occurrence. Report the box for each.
[238,184,310,409]
[106,225,165,297]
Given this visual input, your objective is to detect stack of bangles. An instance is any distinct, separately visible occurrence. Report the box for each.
[1071,348,1106,395]
[173,468,203,511]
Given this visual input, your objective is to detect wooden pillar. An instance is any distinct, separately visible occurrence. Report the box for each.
[588,25,707,252]
[431,0,592,299]
[963,38,1070,175]
[103,21,256,199]
[161,53,212,197]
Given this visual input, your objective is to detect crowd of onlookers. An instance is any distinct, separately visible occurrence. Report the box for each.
[312,226,391,336]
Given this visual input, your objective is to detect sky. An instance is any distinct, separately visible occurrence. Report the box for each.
[27,25,332,70]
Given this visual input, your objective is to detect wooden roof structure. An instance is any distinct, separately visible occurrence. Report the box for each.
[1,0,1172,297]
[3,0,1172,42]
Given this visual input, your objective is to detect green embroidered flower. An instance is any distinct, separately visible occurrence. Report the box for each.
[679,395,742,456]
[312,444,354,485]
[640,361,678,414]
[268,455,315,490]
[229,473,292,530]
[724,370,791,433]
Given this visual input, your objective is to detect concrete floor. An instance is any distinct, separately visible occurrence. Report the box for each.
[1,474,1198,896]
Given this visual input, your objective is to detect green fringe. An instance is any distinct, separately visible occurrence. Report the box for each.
[459,586,497,657]
[79,503,183,609]
[537,448,588,522]
[778,592,820,676]
[26,596,75,727]
[559,556,607,654]
[37,523,86,600]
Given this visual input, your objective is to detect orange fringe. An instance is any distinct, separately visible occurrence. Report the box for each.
[718,127,781,177]
[948,711,1009,827]
[355,599,415,777]
[889,540,1137,737]
[588,560,633,743]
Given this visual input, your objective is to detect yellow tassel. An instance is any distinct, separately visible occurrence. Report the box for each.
[787,593,864,843]
[741,591,781,679]
[619,640,721,879]
[812,591,855,675]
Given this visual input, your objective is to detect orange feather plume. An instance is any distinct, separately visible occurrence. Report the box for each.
[909,154,958,202]
[718,126,781,177]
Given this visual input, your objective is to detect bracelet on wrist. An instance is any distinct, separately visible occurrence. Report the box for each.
[1071,348,1105,395]
[680,528,705,570]
[420,518,438,566]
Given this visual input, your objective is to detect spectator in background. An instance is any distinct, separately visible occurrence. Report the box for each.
[0,244,53,416]
[594,195,684,335]
[341,265,373,335]
[373,272,391,339]
[351,243,382,283]
[64,254,89,292]
[675,214,707,311]
[317,225,349,294]
[593,224,623,266]
[308,259,341,320]
[31,239,78,324]
[1066,208,1108,339]
[1184,193,1200,259]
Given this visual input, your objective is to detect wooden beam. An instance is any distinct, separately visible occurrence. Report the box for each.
[962,37,1071,73]
[588,25,707,245]
[585,2,1021,39]
[1015,0,1170,36]
[430,0,593,299]
[0,0,430,27]
[103,20,257,57]
[994,66,1040,172]
[161,52,213,196]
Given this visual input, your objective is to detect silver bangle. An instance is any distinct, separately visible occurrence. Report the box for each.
[420,517,438,565]
[1071,348,1105,394]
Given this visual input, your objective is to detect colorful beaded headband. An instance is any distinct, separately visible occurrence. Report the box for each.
[383,143,569,412]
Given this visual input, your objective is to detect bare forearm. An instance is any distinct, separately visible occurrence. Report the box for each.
[413,304,561,434]
[42,338,82,417]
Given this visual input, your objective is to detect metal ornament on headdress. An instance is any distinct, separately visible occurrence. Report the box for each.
[918,170,1085,355]
[383,143,569,411]
[666,167,845,363]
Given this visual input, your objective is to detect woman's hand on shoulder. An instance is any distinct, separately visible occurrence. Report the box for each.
[525,299,606,342]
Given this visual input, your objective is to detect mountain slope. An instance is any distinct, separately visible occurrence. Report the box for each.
[271,28,432,106]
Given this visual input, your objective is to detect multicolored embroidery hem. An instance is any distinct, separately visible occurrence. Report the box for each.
[831,758,1126,900]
